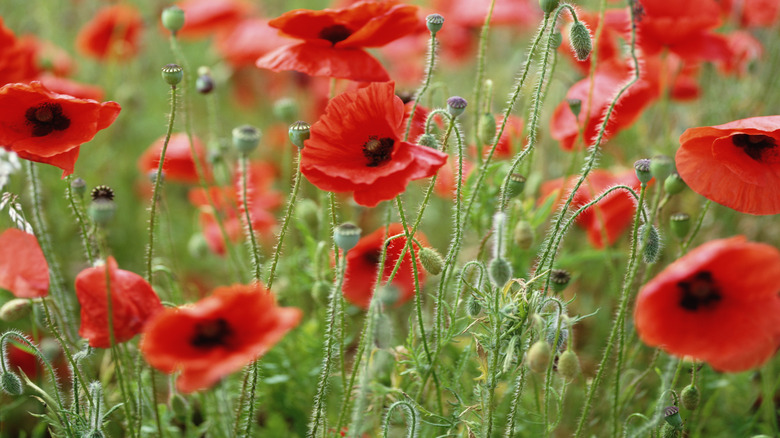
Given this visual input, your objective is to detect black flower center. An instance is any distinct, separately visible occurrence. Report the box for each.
[319,24,353,46]
[25,102,70,137]
[677,271,721,311]
[363,248,382,266]
[190,318,234,349]
[732,133,779,163]
[362,136,394,167]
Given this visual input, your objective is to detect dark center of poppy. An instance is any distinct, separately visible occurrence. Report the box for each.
[190,318,234,349]
[318,24,353,46]
[363,248,382,266]
[362,136,394,167]
[677,271,721,311]
[25,102,70,137]
[731,133,779,163]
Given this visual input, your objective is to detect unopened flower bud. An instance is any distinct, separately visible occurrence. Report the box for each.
[550,31,563,49]
[416,133,439,149]
[71,177,86,198]
[569,22,592,61]
[669,213,691,240]
[447,96,468,118]
[550,269,571,293]
[187,233,210,258]
[295,198,320,231]
[489,257,512,286]
[527,340,551,373]
[661,423,679,438]
[196,74,214,94]
[477,112,496,145]
[640,224,662,264]
[273,98,299,123]
[334,223,361,252]
[232,125,261,155]
[540,0,560,15]
[466,294,482,317]
[419,247,444,275]
[0,298,32,322]
[650,154,675,181]
[513,220,534,249]
[161,64,183,86]
[288,121,311,149]
[664,172,687,195]
[557,350,580,381]
[634,158,653,185]
[507,174,527,199]
[681,384,699,410]
[426,14,445,35]
[1,371,23,396]
[161,6,185,35]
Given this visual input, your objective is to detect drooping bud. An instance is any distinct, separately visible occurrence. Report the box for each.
[161,64,183,86]
[507,174,527,199]
[161,6,186,35]
[634,158,653,185]
[334,223,361,252]
[71,177,86,198]
[681,384,699,410]
[477,112,497,145]
[640,224,662,264]
[426,14,445,35]
[419,247,444,275]
[527,340,551,373]
[489,258,512,287]
[446,96,468,118]
[232,125,261,155]
[288,120,311,149]
[416,133,440,149]
[664,172,687,195]
[669,213,691,240]
[569,21,592,61]
[1,371,23,395]
[557,350,580,381]
[513,220,534,249]
[539,0,560,15]
[550,269,571,293]
[650,154,675,181]
[0,298,32,321]
[466,294,482,317]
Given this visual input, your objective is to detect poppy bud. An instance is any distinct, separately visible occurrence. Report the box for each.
[681,384,699,410]
[0,298,32,322]
[660,423,679,438]
[557,350,580,381]
[1,371,23,396]
[507,174,527,199]
[288,121,311,149]
[196,74,214,94]
[232,125,261,155]
[161,6,185,34]
[419,247,444,275]
[466,294,482,317]
[274,98,299,123]
[477,112,496,145]
[550,269,571,293]
[295,198,320,231]
[311,280,330,304]
[663,406,683,429]
[417,133,440,149]
[426,14,444,35]
[650,155,675,181]
[567,98,582,118]
[489,257,512,286]
[669,213,691,240]
[634,159,653,185]
[527,340,551,373]
[334,223,361,252]
[664,172,687,195]
[378,285,401,306]
[539,0,560,14]
[513,220,534,249]
[447,96,468,118]
[569,22,592,61]
[71,177,87,198]
[187,233,210,258]
[85,431,105,438]
[161,64,183,87]
[546,324,568,352]
[640,224,662,264]
[550,31,563,49]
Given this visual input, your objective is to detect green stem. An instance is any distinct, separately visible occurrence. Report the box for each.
[471,0,497,168]
[240,155,262,282]
[266,151,303,290]
[65,176,95,265]
[404,32,438,142]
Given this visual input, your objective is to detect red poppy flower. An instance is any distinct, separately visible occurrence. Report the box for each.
[138,133,211,184]
[0,18,41,86]
[140,283,302,393]
[36,74,105,101]
[75,257,163,348]
[176,0,255,39]
[719,0,780,28]
[256,1,420,82]
[76,4,144,61]
[302,82,447,207]
[676,116,780,215]
[214,18,290,68]
[634,236,780,372]
[342,223,426,309]
[0,228,49,298]
[433,0,540,28]
[0,81,121,176]
[539,169,643,249]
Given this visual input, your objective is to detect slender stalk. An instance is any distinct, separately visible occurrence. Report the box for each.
[404,32,439,142]
[65,175,95,265]
[240,154,262,282]
[471,0,498,168]
[266,151,303,290]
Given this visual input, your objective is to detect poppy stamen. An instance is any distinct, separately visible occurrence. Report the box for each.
[678,271,721,311]
[191,318,234,349]
[318,24,352,46]
[362,136,394,167]
[363,248,382,266]
[732,133,779,163]
[25,103,70,137]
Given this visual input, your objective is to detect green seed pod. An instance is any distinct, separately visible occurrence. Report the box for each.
[416,133,440,149]
[569,22,592,61]
[650,154,675,181]
[681,384,699,410]
[539,0,560,14]
[550,269,571,293]
[477,112,496,145]
[663,406,683,429]
[513,220,534,250]
[1,371,23,396]
[273,98,299,123]
[557,350,580,381]
[288,120,311,149]
[446,96,467,118]
[161,64,183,86]
[232,125,261,155]
[89,199,115,226]
[670,213,691,240]
[419,247,444,275]
[187,233,210,258]
[640,224,662,264]
[489,257,512,287]
[527,340,551,373]
[0,298,32,322]
[567,98,582,118]
[334,223,361,252]
[664,172,687,195]
[634,158,653,185]
[466,294,482,317]
[161,6,186,34]
[426,13,444,35]
[71,177,86,198]
[507,174,527,199]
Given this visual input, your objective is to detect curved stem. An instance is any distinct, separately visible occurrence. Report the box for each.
[266,151,303,290]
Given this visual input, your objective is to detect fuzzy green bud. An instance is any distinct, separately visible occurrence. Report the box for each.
[71,177,86,198]
[161,64,183,86]
[466,294,482,317]
[681,384,699,411]
[513,220,534,250]
[161,6,186,34]
[663,406,683,429]
[0,298,32,322]
[1,371,23,396]
[569,22,592,61]
[232,125,261,155]
[288,120,311,149]
[550,31,563,49]
[640,224,662,264]
[311,280,330,304]
[419,247,444,275]
[669,213,691,240]
[477,112,496,145]
[489,257,512,287]
[557,350,580,381]
[417,133,440,149]
[187,233,210,258]
[507,174,527,199]
[661,423,679,438]
[426,14,444,35]
[634,158,653,185]
[334,223,361,252]
[650,154,675,181]
[540,0,560,14]
[664,172,687,195]
[550,269,571,293]
[446,96,467,118]
[527,340,551,373]
[378,285,401,306]
[273,98,299,123]
[295,198,320,231]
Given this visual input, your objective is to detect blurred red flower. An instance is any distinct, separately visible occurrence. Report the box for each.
[176,0,255,39]
[138,133,211,184]
[76,4,143,61]
[256,1,419,82]
[0,81,121,176]
[0,18,41,86]
[302,82,447,207]
[634,236,780,372]
[0,228,49,298]
[676,115,780,215]
[75,257,163,348]
[214,18,290,68]
[475,115,524,160]
[539,169,643,249]
[719,0,780,28]
[342,223,426,309]
[140,283,302,393]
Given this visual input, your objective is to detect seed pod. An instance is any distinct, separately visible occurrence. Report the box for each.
[288,120,311,149]
[663,406,683,429]
[334,223,361,252]
[232,125,261,155]
[161,6,185,34]
[650,155,675,181]
[664,172,687,195]
[634,158,653,185]
[161,64,183,86]
[446,96,467,118]
[426,14,444,35]
[550,269,571,293]
[670,213,691,240]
